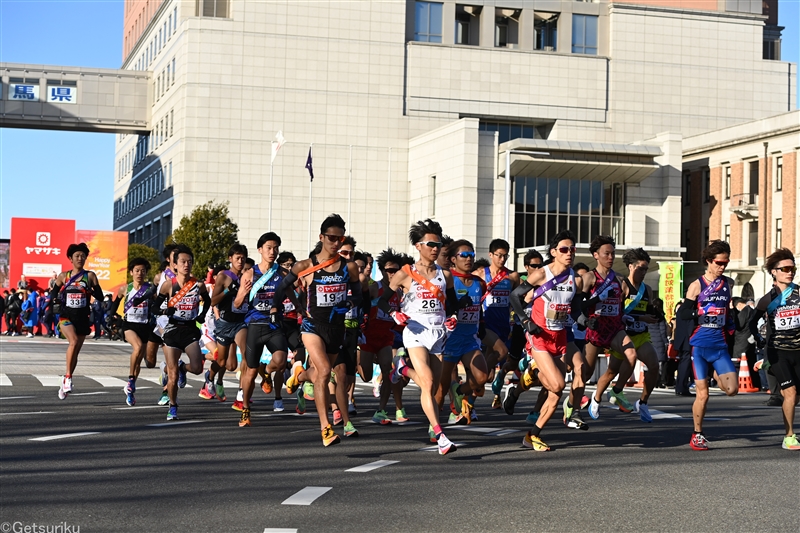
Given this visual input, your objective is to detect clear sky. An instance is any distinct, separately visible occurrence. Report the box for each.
[0,1,798,239]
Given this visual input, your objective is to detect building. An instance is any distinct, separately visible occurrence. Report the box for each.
[111,0,795,271]
[682,110,799,298]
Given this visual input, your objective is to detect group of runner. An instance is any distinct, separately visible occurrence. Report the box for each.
[49,215,800,453]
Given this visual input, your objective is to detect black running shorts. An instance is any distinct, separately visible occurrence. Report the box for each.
[245,322,289,369]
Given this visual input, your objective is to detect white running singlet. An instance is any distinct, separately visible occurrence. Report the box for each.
[531,265,575,331]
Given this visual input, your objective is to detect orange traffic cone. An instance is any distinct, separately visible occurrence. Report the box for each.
[738,353,759,393]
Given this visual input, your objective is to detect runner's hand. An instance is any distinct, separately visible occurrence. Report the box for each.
[444,315,458,332]
[390,311,409,326]
[164,307,177,316]
[523,320,542,336]
[577,314,597,330]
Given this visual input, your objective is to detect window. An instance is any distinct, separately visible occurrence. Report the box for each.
[776,219,782,249]
[171,58,176,85]
[775,156,783,191]
[414,1,443,43]
[724,224,730,243]
[572,14,598,55]
[198,0,229,18]
[495,17,508,47]
[703,168,710,203]
[724,166,731,199]
[173,7,178,33]
[168,14,172,37]
[534,13,558,51]
[169,109,174,137]
[168,161,173,187]
[684,171,691,206]
[166,64,171,90]
[479,121,542,143]
[430,176,437,216]
[454,5,477,46]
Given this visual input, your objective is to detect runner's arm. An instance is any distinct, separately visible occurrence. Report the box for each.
[510,281,533,323]
[196,284,211,324]
[272,270,299,312]
[209,272,230,306]
[128,285,158,307]
[233,269,252,309]
[88,272,105,303]
[677,280,701,321]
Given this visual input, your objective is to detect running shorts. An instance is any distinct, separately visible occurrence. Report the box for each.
[360,320,396,354]
[443,332,481,363]
[301,318,345,354]
[148,330,164,345]
[403,324,447,354]
[123,320,151,344]
[163,323,201,351]
[526,327,567,357]
[282,319,303,353]
[586,320,625,350]
[245,322,288,369]
[609,331,651,361]
[691,345,736,381]
[58,312,92,337]
[334,328,360,376]
[215,318,247,347]
[771,349,800,390]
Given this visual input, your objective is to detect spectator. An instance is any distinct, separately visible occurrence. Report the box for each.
[48,272,58,291]
[20,290,39,338]
[0,290,5,333]
[648,297,669,387]
[40,291,56,337]
[17,275,28,291]
[5,289,21,336]
[732,297,760,389]
[91,298,106,340]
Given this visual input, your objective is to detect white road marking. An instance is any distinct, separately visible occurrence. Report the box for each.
[263,529,297,533]
[139,376,192,388]
[0,396,35,401]
[0,411,54,416]
[418,443,467,451]
[281,486,333,505]
[33,375,62,387]
[113,405,167,410]
[394,421,421,426]
[0,374,12,386]
[147,420,204,427]
[448,426,500,433]
[703,417,731,421]
[346,460,399,472]
[86,376,129,388]
[30,432,100,441]
[69,392,109,396]
[222,380,238,390]
[487,429,521,437]
[649,409,683,420]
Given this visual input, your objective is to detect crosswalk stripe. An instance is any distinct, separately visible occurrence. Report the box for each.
[346,460,398,473]
[33,375,62,387]
[0,374,11,386]
[139,376,193,388]
[282,486,332,505]
[30,432,100,442]
[86,376,129,388]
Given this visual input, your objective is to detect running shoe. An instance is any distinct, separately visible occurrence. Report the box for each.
[343,421,359,437]
[330,370,337,385]
[215,383,226,402]
[522,431,550,451]
[607,389,634,413]
[372,374,381,398]
[461,399,472,425]
[782,434,800,450]
[635,400,652,423]
[491,395,502,409]
[285,364,303,394]
[428,425,437,443]
[449,401,459,416]
[690,432,709,451]
[449,412,468,425]
[322,424,341,447]
[526,411,540,425]
[303,381,315,401]
[158,391,170,406]
[348,400,357,416]
[395,408,409,423]
[580,395,590,410]
[450,382,465,414]
[437,433,457,455]
[58,384,67,400]
[521,367,535,389]
[167,405,179,421]
[588,395,601,420]
[502,386,518,416]
[296,389,306,415]
[372,409,392,425]
[332,408,343,426]
[177,361,187,389]
[125,378,136,395]
[159,362,168,386]
[125,390,136,407]
[231,400,244,412]
[199,382,216,400]
[566,410,589,431]
[491,370,506,396]
[261,373,273,395]
[448,412,459,424]
[562,396,573,424]
[390,355,408,384]
[63,376,73,393]
[273,399,285,412]
[470,408,478,422]
[239,408,251,427]
[518,355,530,372]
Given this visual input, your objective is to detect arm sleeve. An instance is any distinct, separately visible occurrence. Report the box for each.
[376,290,394,315]
[360,287,372,318]
[272,271,298,310]
[677,299,697,321]
[151,293,169,315]
[347,281,363,309]
[445,287,460,316]
[91,283,105,304]
[109,296,122,316]
[510,282,533,323]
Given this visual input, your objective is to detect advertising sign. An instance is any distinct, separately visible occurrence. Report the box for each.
[658,261,683,323]
[75,230,129,297]
[47,85,77,104]
[0,239,9,289]
[9,83,39,101]
[9,218,75,292]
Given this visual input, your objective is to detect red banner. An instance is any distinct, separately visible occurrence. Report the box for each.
[9,218,76,292]
[75,230,129,297]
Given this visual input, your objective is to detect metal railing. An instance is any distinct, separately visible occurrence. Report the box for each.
[731,192,758,208]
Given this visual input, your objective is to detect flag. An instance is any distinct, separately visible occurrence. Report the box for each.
[270,130,285,164]
[370,258,382,282]
[305,146,314,182]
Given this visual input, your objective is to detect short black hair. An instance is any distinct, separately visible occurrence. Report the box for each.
[377,248,404,270]
[245,258,255,268]
[158,260,169,272]
[447,239,474,260]
[257,232,281,248]
[622,248,651,266]
[212,265,225,277]
[589,235,615,255]
[573,262,590,273]
[277,251,296,264]
[320,214,346,235]
[310,241,323,257]
[342,236,357,248]
[765,248,795,274]
[228,243,248,258]
[162,243,179,261]
[408,219,442,245]
[441,235,453,248]
[701,240,731,265]
[398,253,415,266]
[524,249,543,265]
[473,257,491,270]
[127,257,151,272]
[353,251,368,264]
[66,243,90,259]
[173,244,194,262]
[489,239,510,253]
[548,230,576,257]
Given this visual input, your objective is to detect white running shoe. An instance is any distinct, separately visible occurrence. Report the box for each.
[437,433,457,455]
[58,386,67,400]
[588,395,601,420]
[62,376,73,393]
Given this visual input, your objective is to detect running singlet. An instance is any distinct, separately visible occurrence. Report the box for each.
[168,279,200,324]
[306,256,350,323]
[482,267,512,334]
[585,269,625,347]
[401,265,446,328]
[623,281,650,335]
[452,275,482,337]
[218,271,248,322]
[767,284,800,351]
[531,266,575,332]
[124,282,150,324]
[689,276,732,348]
[61,270,91,316]
[245,264,284,326]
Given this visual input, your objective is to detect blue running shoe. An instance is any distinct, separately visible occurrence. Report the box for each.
[167,405,179,420]
[125,390,136,407]
[518,354,531,373]
[492,371,506,396]
[125,378,136,394]
[177,361,187,389]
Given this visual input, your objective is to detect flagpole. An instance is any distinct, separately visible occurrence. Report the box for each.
[348,145,352,222]
[307,143,313,251]
[386,147,391,247]
[268,162,273,228]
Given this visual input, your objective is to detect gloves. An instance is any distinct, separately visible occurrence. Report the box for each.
[390,311,409,326]
[523,320,542,337]
[577,314,597,331]
[622,315,635,326]
[268,312,281,326]
[164,306,177,317]
[444,315,457,332]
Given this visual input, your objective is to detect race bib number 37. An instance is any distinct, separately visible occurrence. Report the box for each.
[775,307,800,331]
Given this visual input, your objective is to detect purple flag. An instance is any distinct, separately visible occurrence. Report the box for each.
[305,146,314,182]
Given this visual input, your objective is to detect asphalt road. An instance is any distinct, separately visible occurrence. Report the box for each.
[0,338,798,533]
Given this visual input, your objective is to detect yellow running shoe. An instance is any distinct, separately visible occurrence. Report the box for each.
[461,399,472,425]
[239,408,251,427]
[522,430,550,451]
[322,424,341,447]
[491,395,502,409]
[285,363,303,394]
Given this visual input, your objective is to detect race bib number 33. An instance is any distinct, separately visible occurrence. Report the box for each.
[66,293,86,308]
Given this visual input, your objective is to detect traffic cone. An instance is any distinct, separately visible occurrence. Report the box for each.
[738,354,759,393]
[634,361,647,389]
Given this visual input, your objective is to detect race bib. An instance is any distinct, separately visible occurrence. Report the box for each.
[699,306,725,328]
[126,303,148,323]
[66,293,86,309]
[458,305,480,325]
[628,320,647,334]
[254,291,274,311]
[418,291,440,314]
[485,290,509,308]
[775,307,800,331]
[316,283,346,307]
[545,302,570,323]
[174,299,198,320]
[283,298,295,312]
[595,300,620,316]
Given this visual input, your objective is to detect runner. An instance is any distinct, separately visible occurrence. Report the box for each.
[589,248,661,423]
[151,244,179,406]
[677,240,738,450]
[50,243,105,400]
[274,251,302,413]
[380,218,465,455]
[200,243,249,402]
[111,258,155,406]
[508,230,583,451]
[750,248,800,450]
[437,239,489,424]
[274,214,363,445]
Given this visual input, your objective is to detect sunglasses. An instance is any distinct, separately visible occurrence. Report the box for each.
[558,246,577,254]
[775,265,797,274]
[419,241,443,249]
[456,251,475,259]
[384,267,400,274]
[493,252,509,259]
[339,250,353,257]
[527,263,543,269]
[322,234,345,243]
[713,260,729,266]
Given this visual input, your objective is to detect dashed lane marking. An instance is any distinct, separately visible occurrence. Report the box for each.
[113,405,167,410]
[0,396,35,401]
[0,411,54,416]
[33,375,62,387]
[147,420,204,427]
[263,529,297,533]
[282,486,333,505]
[346,460,399,472]
[29,432,101,441]
[86,376,129,388]
[0,374,11,386]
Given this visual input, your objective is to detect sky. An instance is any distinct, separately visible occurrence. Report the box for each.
[0,0,798,239]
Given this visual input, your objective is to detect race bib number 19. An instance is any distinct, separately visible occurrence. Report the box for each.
[316,284,346,307]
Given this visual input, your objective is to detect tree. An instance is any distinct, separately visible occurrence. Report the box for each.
[127,243,161,283]
[168,201,239,278]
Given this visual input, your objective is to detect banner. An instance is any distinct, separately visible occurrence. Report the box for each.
[75,230,129,297]
[0,239,9,289]
[658,261,683,323]
[9,218,76,292]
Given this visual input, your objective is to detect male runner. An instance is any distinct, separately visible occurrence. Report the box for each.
[151,244,179,405]
[273,251,301,412]
[677,240,738,450]
[275,214,363,446]
[750,248,800,450]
